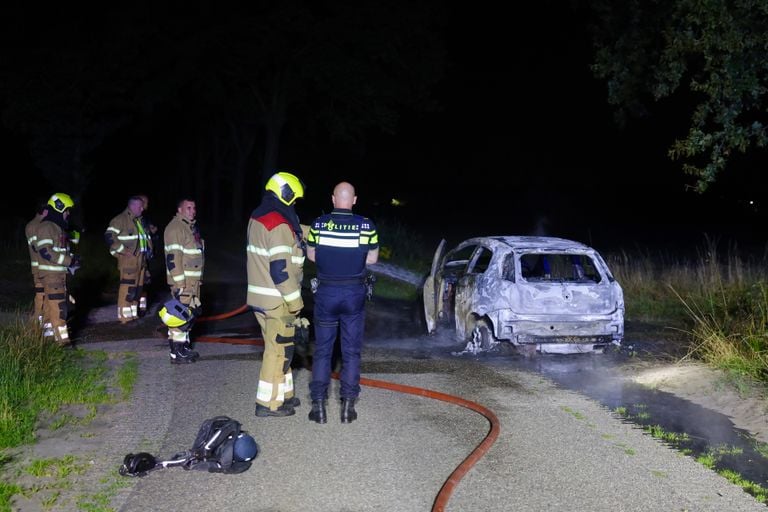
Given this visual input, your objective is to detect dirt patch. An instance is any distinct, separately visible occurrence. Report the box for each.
[619,359,768,445]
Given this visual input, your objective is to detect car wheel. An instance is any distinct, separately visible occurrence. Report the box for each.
[471,319,495,352]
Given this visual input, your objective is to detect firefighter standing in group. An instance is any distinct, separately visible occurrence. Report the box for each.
[162,197,204,364]
[25,200,48,332]
[34,193,79,346]
[104,196,151,323]
[247,172,306,417]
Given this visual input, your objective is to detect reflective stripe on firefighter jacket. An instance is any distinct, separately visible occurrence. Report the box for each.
[35,220,74,274]
[105,209,152,257]
[25,213,44,274]
[163,212,204,290]
[246,211,305,312]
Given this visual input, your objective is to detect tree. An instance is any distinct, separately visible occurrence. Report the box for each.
[185,0,447,187]
[585,0,768,192]
[0,5,138,200]
[134,0,447,223]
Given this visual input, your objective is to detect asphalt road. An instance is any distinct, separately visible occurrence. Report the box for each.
[76,329,764,512]
[11,246,761,511]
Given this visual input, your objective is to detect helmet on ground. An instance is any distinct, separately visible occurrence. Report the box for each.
[265,172,305,206]
[119,452,158,477]
[158,298,196,331]
[47,193,74,213]
[233,432,258,462]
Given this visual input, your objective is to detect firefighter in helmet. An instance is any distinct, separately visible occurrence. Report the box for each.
[247,172,307,417]
[34,193,79,345]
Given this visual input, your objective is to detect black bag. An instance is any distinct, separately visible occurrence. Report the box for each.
[182,415,254,474]
[119,416,256,476]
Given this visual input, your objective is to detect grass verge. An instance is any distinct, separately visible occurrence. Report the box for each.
[0,314,138,511]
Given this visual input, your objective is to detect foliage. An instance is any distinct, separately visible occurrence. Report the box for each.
[608,235,768,384]
[0,316,113,449]
[586,0,768,191]
[0,2,447,224]
[373,276,419,302]
[375,216,433,275]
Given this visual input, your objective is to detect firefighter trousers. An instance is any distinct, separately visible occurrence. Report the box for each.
[117,253,146,322]
[41,273,70,345]
[253,302,297,410]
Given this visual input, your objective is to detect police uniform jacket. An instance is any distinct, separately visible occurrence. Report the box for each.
[105,209,152,258]
[307,209,378,281]
[163,213,205,291]
[246,208,305,313]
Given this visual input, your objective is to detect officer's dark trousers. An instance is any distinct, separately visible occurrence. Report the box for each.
[310,283,366,401]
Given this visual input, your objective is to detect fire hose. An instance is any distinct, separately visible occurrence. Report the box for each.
[195,305,500,512]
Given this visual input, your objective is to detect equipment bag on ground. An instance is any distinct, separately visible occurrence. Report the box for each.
[119,415,258,477]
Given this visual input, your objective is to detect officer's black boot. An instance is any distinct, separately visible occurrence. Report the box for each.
[340,398,357,424]
[308,400,327,424]
[169,341,195,364]
[182,340,199,360]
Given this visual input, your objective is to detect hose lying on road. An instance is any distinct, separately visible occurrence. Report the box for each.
[195,305,500,512]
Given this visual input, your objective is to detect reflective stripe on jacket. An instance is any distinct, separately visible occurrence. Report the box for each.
[246,211,304,311]
[35,220,73,275]
[163,213,204,289]
[105,209,151,257]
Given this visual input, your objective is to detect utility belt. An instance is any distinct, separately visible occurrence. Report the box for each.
[318,277,365,286]
[310,277,365,293]
[310,274,376,301]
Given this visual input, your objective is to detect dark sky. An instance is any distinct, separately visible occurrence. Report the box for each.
[2,2,763,254]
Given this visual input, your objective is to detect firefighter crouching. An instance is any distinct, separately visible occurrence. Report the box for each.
[34,193,79,346]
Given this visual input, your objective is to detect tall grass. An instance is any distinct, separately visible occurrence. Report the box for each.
[0,315,111,449]
[374,216,434,274]
[608,236,768,383]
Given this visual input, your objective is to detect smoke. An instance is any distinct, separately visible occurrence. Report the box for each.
[531,215,550,236]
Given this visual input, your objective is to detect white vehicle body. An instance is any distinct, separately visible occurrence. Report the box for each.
[422,236,624,355]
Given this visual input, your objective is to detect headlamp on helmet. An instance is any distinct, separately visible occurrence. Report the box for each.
[265,172,305,206]
[158,298,196,331]
[48,193,74,213]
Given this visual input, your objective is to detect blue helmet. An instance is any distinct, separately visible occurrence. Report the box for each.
[233,433,258,462]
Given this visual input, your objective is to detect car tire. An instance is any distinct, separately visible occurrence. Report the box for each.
[472,319,495,352]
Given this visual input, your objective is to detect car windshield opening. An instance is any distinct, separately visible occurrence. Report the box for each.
[520,253,601,283]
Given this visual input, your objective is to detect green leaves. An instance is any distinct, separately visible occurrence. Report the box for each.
[587,0,768,191]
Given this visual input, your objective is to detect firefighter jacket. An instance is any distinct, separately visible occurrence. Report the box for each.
[35,219,75,276]
[105,209,152,258]
[163,213,204,292]
[25,213,44,276]
[246,210,305,313]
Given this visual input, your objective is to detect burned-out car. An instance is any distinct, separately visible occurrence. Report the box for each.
[422,236,624,354]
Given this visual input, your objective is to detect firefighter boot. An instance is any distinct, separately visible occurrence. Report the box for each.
[340,398,357,424]
[308,400,327,424]
[169,341,195,364]
[183,340,199,360]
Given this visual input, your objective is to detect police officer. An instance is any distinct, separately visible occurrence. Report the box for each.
[247,172,306,417]
[306,182,378,424]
